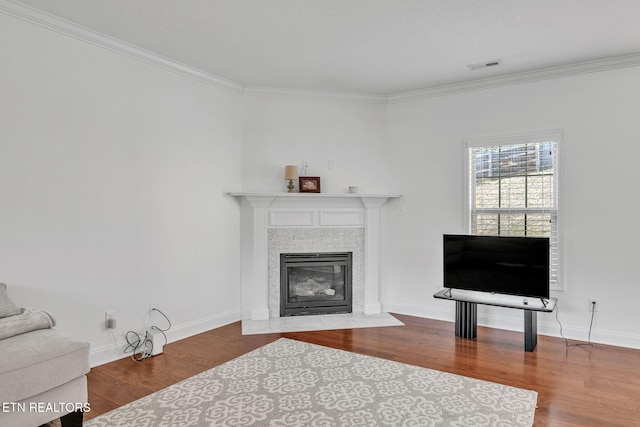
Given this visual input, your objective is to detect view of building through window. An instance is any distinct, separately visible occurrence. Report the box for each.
[471,142,554,236]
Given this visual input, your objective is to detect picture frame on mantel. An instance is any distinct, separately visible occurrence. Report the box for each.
[299,176,321,193]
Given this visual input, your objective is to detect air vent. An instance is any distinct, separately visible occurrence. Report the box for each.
[468,59,502,71]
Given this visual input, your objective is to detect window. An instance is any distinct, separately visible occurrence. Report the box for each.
[465,131,561,289]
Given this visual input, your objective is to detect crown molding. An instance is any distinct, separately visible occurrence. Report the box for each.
[0,0,243,92]
[242,86,388,104]
[387,53,640,103]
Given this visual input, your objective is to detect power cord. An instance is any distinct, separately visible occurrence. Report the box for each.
[123,308,172,361]
[124,330,153,361]
[555,300,595,348]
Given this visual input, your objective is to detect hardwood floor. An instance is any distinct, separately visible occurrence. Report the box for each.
[86,314,640,426]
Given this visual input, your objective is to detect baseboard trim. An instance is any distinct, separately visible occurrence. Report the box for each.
[383,302,640,350]
[89,310,242,367]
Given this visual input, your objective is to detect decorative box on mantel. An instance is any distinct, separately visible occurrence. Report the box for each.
[228,193,401,320]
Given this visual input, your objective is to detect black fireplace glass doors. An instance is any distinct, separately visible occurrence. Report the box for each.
[280,252,352,316]
[287,265,346,301]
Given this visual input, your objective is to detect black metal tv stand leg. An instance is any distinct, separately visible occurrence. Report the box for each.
[524,310,537,352]
[455,301,477,339]
[453,300,539,351]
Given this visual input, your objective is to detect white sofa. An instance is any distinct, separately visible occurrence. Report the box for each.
[0,284,90,427]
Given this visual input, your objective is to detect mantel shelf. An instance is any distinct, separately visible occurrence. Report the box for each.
[228,192,401,199]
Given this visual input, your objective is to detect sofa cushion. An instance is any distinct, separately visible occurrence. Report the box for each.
[0,328,90,402]
[0,283,23,318]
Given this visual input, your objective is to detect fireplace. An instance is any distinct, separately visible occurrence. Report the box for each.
[229,192,399,320]
[280,252,352,316]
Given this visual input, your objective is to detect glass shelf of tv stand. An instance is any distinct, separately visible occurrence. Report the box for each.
[434,288,557,312]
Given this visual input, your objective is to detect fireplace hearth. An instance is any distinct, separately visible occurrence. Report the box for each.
[280,252,352,316]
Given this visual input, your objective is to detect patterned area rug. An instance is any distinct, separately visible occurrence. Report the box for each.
[86,338,537,426]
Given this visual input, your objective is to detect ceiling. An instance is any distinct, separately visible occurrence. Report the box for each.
[11,0,640,95]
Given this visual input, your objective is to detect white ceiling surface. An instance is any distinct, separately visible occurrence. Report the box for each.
[11,0,640,95]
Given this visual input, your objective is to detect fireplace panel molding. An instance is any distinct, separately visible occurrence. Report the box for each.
[269,209,364,228]
[270,210,316,227]
[229,193,400,320]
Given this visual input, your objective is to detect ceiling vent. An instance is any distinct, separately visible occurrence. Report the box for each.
[468,59,502,71]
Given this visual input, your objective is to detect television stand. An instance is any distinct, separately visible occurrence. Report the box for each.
[434,289,557,352]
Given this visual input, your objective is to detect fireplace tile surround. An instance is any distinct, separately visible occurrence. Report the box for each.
[229,193,401,321]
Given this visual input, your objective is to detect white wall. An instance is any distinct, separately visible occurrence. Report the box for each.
[3,5,640,359]
[385,67,640,348]
[0,13,243,365]
[241,93,389,194]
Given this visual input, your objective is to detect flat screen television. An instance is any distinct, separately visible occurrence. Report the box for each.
[443,234,550,299]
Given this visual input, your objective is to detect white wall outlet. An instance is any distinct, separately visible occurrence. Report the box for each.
[105,311,116,329]
[327,159,335,170]
[149,302,157,312]
[588,299,599,312]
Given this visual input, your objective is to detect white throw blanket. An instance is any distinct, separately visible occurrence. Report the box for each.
[0,308,56,340]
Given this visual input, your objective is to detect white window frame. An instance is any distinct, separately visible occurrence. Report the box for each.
[463,129,563,291]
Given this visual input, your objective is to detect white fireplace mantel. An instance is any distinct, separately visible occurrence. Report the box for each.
[228,192,400,206]
[229,192,400,320]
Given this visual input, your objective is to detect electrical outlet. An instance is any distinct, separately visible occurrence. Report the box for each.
[588,299,599,312]
[149,302,157,312]
[105,311,115,329]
